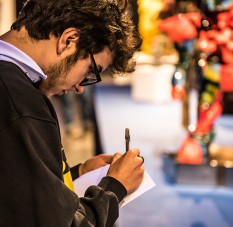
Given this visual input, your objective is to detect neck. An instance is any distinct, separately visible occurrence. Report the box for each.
[1,27,36,57]
[0,27,57,71]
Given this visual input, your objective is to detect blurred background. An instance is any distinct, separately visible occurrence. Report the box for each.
[2,0,233,226]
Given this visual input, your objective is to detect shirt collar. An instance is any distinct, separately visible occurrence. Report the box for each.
[0,40,47,82]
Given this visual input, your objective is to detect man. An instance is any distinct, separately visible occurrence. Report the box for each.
[0,0,144,226]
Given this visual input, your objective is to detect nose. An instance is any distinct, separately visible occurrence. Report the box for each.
[73,84,85,94]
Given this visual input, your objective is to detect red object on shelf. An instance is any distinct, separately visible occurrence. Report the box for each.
[214,28,232,45]
[226,40,233,51]
[220,64,233,91]
[195,95,222,134]
[221,46,233,64]
[198,30,217,53]
[158,13,200,42]
[171,85,185,100]
[217,12,231,29]
[185,12,202,27]
[177,136,203,165]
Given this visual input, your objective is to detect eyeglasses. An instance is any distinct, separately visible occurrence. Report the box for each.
[79,53,102,86]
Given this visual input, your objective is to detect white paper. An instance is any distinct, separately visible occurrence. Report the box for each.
[73,164,156,207]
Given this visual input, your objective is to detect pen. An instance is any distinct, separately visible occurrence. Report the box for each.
[125,128,130,152]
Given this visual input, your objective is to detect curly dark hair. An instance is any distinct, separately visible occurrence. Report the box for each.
[12,0,142,74]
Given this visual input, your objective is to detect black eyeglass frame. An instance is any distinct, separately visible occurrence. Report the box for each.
[79,53,102,86]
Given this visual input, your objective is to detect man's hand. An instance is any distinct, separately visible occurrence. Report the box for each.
[107,148,144,195]
[79,154,114,176]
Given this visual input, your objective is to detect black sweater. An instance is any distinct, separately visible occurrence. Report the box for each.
[0,61,126,227]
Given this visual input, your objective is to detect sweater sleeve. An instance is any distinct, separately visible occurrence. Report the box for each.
[74,176,127,227]
[0,117,126,227]
[70,163,82,180]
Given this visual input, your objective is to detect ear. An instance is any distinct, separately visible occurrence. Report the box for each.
[57,28,79,55]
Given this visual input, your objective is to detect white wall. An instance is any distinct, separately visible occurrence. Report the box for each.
[0,0,16,34]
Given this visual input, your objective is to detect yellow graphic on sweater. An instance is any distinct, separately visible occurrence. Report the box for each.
[63,160,75,191]
[61,147,74,191]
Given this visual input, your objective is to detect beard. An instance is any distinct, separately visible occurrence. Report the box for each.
[40,51,79,92]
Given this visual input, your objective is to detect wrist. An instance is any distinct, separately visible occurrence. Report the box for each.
[70,163,82,180]
[78,163,84,176]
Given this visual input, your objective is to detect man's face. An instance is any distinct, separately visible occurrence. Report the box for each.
[39,47,112,96]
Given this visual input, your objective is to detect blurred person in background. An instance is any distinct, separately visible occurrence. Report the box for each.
[52,86,94,139]
[0,0,144,226]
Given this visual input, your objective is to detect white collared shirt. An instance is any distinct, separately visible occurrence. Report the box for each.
[0,40,47,82]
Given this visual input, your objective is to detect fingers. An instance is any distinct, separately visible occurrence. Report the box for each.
[110,148,144,165]
[137,155,144,165]
[126,148,144,165]
[129,148,140,156]
[97,154,115,164]
[112,152,123,164]
[107,148,145,194]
